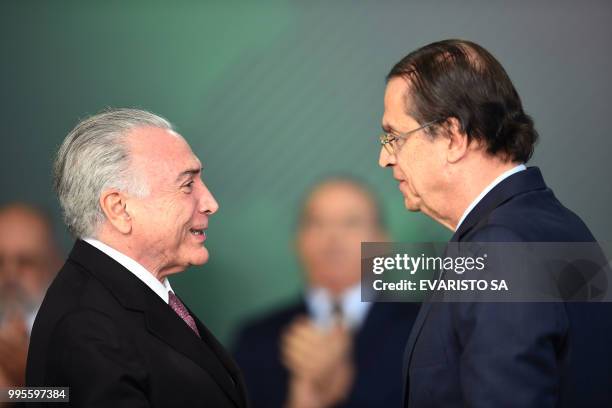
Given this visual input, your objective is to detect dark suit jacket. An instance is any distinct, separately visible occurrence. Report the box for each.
[26,239,248,408]
[402,167,612,407]
[233,299,419,408]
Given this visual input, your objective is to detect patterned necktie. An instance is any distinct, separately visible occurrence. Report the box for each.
[168,291,201,338]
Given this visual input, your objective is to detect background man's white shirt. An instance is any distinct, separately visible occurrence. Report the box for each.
[306,284,371,331]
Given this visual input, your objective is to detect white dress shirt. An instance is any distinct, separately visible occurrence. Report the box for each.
[83,238,173,304]
[305,283,372,331]
[455,164,527,231]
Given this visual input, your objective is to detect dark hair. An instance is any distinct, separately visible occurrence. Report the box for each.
[387,39,538,163]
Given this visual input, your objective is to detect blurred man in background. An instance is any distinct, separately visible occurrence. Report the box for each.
[0,203,61,390]
[233,177,419,408]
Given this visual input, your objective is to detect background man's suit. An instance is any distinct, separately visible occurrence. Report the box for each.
[26,239,248,408]
[403,167,612,407]
[233,300,419,408]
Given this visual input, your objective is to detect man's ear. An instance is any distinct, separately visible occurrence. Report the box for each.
[445,117,470,164]
[99,189,132,235]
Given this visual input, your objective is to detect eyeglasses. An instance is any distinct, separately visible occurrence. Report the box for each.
[379,119,441,155]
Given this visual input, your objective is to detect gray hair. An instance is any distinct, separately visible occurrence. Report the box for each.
[53,108,173,238]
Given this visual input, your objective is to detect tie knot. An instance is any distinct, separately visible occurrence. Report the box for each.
[168,290,180,305]
[331,299,344,323]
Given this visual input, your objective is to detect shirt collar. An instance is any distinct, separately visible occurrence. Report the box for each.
[455,164,526,231]
[305,283,371,331]
[83,238,173,304]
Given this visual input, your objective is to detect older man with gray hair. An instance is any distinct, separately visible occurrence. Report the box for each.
[26,108,247,408]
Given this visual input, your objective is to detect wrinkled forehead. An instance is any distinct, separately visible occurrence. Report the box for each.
[126,126,201,183]
[301,181,379,222]
[0,208,54,251]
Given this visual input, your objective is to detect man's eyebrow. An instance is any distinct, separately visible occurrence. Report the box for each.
[176,167,203,183]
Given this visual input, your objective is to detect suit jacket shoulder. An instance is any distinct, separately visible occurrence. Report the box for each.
[454,167,595,243]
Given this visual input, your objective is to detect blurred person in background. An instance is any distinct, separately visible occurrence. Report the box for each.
[233,177,420,408]
[0,203,61,390]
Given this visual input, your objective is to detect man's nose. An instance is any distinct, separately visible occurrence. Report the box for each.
[198,183,219,215]
[379,146,396,168]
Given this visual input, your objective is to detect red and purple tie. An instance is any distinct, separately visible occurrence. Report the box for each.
[168,291,201,338]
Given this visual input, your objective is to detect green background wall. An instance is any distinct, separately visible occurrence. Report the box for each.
[1,0,611,344]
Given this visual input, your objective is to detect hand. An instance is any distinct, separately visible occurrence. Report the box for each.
[282,316,352,380]
[285,377,323,408]
[281,316,354,408]
[0,314,29,387]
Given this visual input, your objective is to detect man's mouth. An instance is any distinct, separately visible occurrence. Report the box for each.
[189,228,206,236]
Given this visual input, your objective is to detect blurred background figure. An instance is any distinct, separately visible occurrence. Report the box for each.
[233,177,419,408]
[0,203,61,389]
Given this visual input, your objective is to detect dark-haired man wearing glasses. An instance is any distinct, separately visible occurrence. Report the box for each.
[379,39,612,407]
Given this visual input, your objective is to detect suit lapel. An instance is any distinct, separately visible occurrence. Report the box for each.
[191,305,249,408]
[144,296,243,408]
[355,303,407,364]
[400,300,431,406]
[353,303,385,359]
